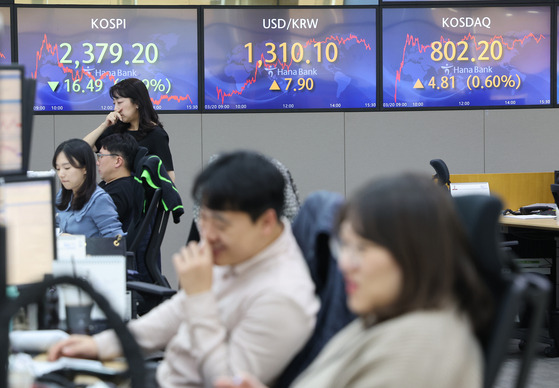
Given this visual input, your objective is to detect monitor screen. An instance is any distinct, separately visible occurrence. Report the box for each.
[0,175,56,285]
[382,6,551,109]
[0,66,23,176]
[382,0,540,2]
[203,7,377,111]
[0,7,11,64]
[0,225,5,300]
[556,8,559,104]
[16,6,198,113]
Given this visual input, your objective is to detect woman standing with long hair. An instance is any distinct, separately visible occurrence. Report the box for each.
[83,78,175,181]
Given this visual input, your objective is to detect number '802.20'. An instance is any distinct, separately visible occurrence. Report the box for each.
[430,40,503,62]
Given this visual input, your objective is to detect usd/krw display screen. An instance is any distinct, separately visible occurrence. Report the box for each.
[382,7,551,109]
[0,7,11,63]
[17,7,198,112]
[204,8,377,111]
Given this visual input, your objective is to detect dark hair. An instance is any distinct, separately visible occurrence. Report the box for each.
[336,173,492,337]
[52,138,97,211]
[192,151,285,222]
[99,133,139,171]
[109,78,162,138]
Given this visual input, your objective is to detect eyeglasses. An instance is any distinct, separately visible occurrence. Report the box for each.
[96,153,119,161]
[329,236,373,266]
[329,237,350,262]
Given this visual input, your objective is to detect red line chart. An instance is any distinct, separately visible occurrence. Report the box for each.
[31,34,193,106]
[393,32,547,103]
[214,34,372,105]
[151,94,193,105]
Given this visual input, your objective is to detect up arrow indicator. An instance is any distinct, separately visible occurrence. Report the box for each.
[413,79,424,89]
[269,80,281,91]
[48,81,59,92]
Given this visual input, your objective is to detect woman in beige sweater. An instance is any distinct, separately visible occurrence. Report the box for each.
[216,173,493,388]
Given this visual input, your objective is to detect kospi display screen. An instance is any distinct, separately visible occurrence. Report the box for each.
[382,7,551,109]
[17,7,198,112]
[204,8,377,111]
[0,7,12,63]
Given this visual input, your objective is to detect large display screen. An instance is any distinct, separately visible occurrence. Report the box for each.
[204,8,377,111]
[0,7,11,64]
[0,66,23,176]
[17,7,198,112]
[382,6,551,109]
[0,176,56,286]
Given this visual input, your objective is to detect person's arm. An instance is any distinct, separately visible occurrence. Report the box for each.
[93,292,187,360]
[147,128,175,181]
[47,335,99,361]
[173,243,315,386]
[89,190,124,237]
[83,112,121,151]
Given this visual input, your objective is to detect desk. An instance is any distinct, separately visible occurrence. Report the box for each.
[500,216,559,306]
[453,172,555,211]
[30,353,127,386]
[501,216,559,233]
[500,216,559,355]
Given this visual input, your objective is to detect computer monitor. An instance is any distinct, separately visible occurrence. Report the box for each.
[0,65,24,176]
[0,6,12,64]
[21,78,36,174]
[382,6,551,109]
[0,175,56,286]
[0,225,5,301]
[203,7,377,111]
[17,6,198,112]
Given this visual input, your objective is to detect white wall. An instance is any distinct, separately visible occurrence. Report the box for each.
[31,108,559,287]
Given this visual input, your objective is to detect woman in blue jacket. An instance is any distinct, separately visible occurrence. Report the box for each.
[53,138,123,238]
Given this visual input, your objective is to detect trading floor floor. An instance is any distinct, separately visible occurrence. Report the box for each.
[496,340,559,387]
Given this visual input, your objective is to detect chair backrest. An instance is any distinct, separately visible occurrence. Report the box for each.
[453,195,551,388]
[128,148,183,288]
[274,191,355,388]
[143,200,171,288]
[128,186,171,288]
[125,186,172,316]
[128,188,162,254]
[550,184,559,209]
[189,154,301,235]
[430,158,451,188]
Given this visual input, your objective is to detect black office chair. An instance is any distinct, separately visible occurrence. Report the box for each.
[126,188,176,316]
[274,191,355,388]
[430,158,451,189]
[126,189,170,286]
[508,182,559,357]
[126,149,184,316]
[453,195,551,388]
[551,184,559,210]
